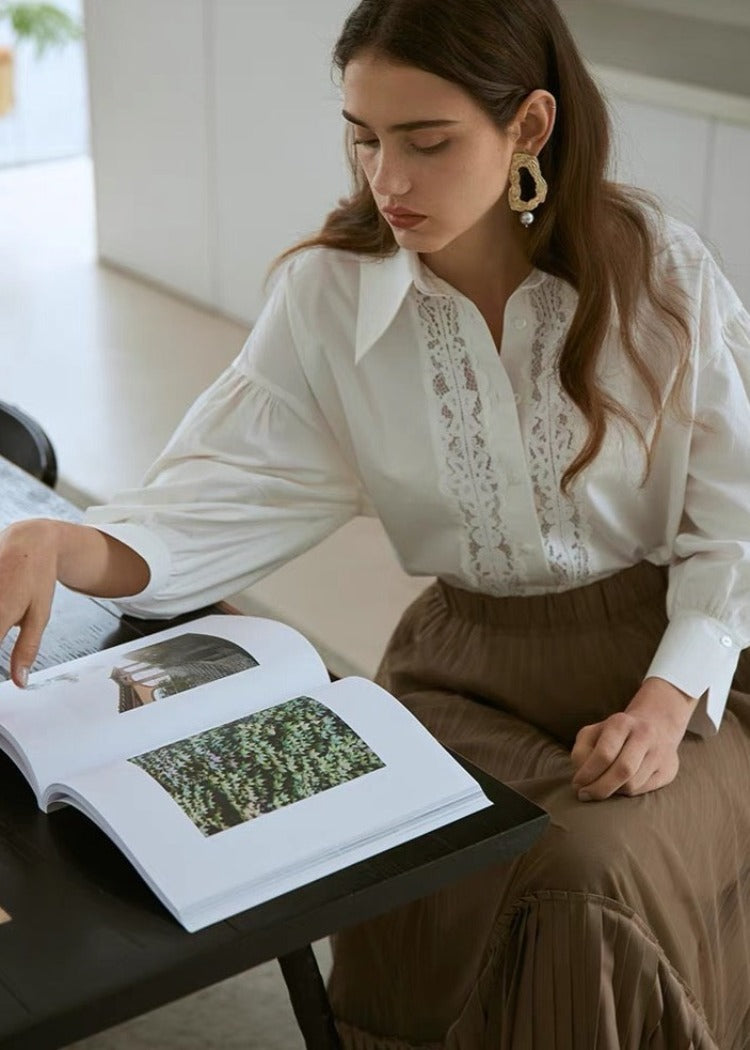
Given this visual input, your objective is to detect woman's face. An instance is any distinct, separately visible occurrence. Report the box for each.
[342,51,519,254]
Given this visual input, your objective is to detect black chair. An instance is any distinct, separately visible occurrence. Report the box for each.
[0,401,58,488]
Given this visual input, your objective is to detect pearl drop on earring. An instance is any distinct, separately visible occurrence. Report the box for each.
[520,211,535,227]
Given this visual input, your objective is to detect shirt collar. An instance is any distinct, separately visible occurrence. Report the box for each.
[355,249,549,363]
[355,251,415,364]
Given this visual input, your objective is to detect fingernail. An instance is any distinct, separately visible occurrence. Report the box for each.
[578,791,592,802]
[18,667,28,689]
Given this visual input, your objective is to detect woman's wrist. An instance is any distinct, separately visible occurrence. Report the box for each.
[3,518,63,566]
[628,676,699,739]
[3,518,150,599]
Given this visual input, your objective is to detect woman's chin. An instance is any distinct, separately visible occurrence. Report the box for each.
[392,227,448,252]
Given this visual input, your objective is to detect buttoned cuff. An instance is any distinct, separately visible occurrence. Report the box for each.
[644,613,742,736]
[79,521,173,613]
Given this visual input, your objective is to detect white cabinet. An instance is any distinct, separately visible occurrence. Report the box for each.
[705,121,750,306]
[605,91,750,307]
[84,0,214,305]
[606,94,711,231]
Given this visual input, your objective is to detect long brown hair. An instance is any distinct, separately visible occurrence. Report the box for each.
[275,0,699,496]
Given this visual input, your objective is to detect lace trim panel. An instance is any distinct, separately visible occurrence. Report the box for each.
[527,280,593,586]
[417,293,525,596]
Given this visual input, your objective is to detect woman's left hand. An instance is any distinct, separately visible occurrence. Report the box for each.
[570,677,700,801]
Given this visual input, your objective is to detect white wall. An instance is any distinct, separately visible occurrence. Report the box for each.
[212,0,353,320]
[84,0,214,306]
[84,0,352,323]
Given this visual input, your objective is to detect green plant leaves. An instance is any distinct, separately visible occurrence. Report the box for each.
[0,3,83,58]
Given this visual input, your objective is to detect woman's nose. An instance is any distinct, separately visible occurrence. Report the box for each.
[370,150,411,198]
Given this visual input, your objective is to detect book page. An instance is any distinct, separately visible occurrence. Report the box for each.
[0,615,329,799]
[47,677,491,930]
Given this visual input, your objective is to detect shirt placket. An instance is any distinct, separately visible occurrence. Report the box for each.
[455,295,552,584]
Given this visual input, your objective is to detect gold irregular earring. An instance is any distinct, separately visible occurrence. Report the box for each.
[508,152,548,227]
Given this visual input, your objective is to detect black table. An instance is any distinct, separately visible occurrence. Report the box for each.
[0,456,549,1050]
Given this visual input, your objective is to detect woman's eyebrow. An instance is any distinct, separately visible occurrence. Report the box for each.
[342,109,460,132]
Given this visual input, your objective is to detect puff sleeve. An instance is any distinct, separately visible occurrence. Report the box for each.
[83,265,363,618]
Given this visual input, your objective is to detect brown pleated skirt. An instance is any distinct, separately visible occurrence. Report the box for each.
[327,560,750,1049]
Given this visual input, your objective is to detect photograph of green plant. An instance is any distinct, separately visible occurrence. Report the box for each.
[110,634,259,712]
[129,696,385,836]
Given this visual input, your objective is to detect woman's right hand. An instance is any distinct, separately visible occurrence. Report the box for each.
[0,518,151,688]
[0,520,60,688]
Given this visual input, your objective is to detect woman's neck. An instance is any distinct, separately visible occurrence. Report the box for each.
[420,206,533,304]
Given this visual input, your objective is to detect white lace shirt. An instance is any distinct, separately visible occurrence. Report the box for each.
[85,216,750,737]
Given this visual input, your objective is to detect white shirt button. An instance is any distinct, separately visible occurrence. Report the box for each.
[520,542,534,553]
[513,393,521,404]
[721,635,733,648]
[512,317,528,331]
[508,471,523,485]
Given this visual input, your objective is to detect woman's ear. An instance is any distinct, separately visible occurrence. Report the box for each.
[514,90,557,154]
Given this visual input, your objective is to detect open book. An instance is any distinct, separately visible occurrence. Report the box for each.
[0,615,491,931]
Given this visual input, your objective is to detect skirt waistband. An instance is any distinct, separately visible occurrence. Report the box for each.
[436,560,669,630]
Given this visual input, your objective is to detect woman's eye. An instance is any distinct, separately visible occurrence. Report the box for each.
[353,138,448,155]
[412,141,449,155]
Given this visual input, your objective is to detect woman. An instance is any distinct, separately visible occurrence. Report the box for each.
[2,0,750,1044]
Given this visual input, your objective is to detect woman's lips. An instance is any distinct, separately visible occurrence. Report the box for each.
[383,209,427,230]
